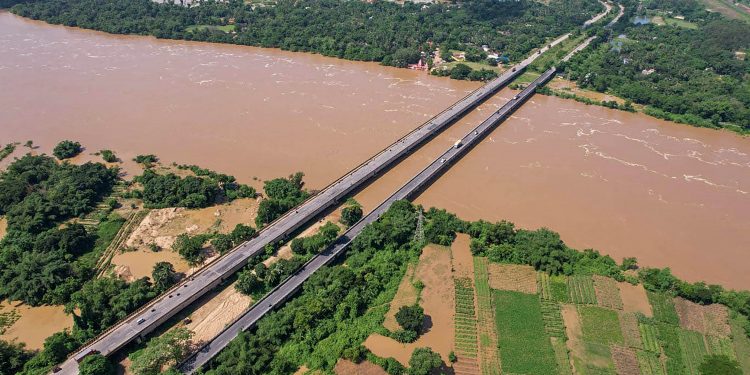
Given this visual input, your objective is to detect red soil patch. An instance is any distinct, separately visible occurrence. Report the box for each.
[334,359,387,375]
[674,297,730,337]
[364,245,455,365]
[611,345,641,375]
[618,282,652,317]
[593,275,623,310]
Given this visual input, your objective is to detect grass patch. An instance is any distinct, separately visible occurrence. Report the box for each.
[639,323,661,353]
[511,71,541,86]
[663,17,698,29]
[551,337,573,375]
[656,323,687,375]
[647,292,679,325]
[705,335,735,359]
[540,300,567,339]
[494,290,558,375]
[730,315,750,374]
[568,276,597,305]
[444,60,501,73]
[579,306,624,346]
[551,275,570,303]
[0,309,20,335]
[677,329,708,375]
[185,24,237,33]
[637,350,665,375]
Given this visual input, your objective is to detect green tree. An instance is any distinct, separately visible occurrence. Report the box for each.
[129,328,192,375]
[699,355,741,375]
[52,140,82,160]
[79,353,116,375]
[395,304,424,333]
[211,234,234,254]
[408,347,443,375]
[0,340,31,375]
[173,234,205,265]
[151,262,176,292]
[340,205,363,227]
[235,269,263,295]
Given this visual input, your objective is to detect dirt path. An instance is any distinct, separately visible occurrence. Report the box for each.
[364,245,455,365]
[0,217,6,241]
[184,281,253,345]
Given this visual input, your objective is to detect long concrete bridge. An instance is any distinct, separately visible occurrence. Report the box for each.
[56,34,575,375]
[179,67,558,373]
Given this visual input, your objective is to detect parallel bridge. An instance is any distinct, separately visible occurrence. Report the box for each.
[56,41,570,374]
[179,67,558,373]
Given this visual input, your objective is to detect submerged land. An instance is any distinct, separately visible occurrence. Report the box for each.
[0,0,748,373]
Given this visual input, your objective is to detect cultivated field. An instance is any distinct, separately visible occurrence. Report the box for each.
[494,290,558,374]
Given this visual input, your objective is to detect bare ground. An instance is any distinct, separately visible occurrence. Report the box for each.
[451,233,474,278]
[0,217,6,241]
[334,359,388,375]
[364,244,455,365]
[184,281,253,345]
[611,345,641,375]
[618,282,653,317]
[110,198,259,281]
[382,263,418,332]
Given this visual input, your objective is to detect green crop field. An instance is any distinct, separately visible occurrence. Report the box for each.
[730,315,750,374]
[656,323,688,375]
[678,329,708,375]
[637,350,666,375]
[551,337,573,375]
[538,272,552,300]
[639,323,661,353]
[568,276,597,305]
[551,275,570,303]
[494,290,558,375]
[705,335,736,359]
[454,278,478,357]
[579,306,624,346]
[540,300,567,339]
[648,292,680,325]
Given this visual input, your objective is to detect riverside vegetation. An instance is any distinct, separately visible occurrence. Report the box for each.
[0,142,749,373]
[560,0,750,133]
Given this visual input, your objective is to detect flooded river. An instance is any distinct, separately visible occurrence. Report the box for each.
[1,12,749,289]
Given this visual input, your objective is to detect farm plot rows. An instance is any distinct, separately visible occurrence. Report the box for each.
[568,276,597,305]
[454,277,479,358]
[493,290,558,375]
[593,275,623,310]
[474,258,501,375]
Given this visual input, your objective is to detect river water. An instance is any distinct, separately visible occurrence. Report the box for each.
[1,12,749,289]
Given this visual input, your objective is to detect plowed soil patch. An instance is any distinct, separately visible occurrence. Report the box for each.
[674,298,730,337]
[486,263,537,294]
[619,282,652,317]
[334,359,387,375]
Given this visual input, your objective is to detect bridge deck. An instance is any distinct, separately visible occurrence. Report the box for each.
[178,67,558,373]
[55,47,554,375]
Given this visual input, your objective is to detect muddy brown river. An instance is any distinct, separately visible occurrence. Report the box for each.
[1,12,749,289]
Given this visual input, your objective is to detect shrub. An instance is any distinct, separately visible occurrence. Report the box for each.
[52,140,82,160]
[395,304,424,333]
[99,149,117,163]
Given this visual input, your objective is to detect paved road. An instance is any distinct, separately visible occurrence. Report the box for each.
[55,44,537,375]
[56,7,610,371]
[179,67,558,374]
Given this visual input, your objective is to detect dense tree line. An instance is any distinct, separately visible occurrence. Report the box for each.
[11,0,602,66]
[204,200,419,374]
[132,168,254,209]
[0,155,118,306]
[561,0,750,132]
[255,172,309,227]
